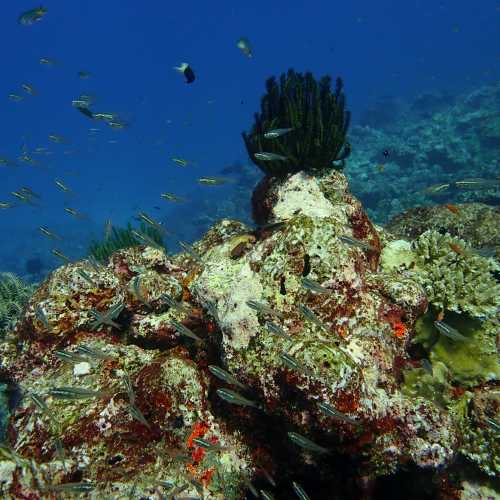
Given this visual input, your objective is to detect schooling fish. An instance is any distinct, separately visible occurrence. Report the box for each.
[287,431,329,454]
[197,176,231,186]
[170,319,203,342]
[39,226,62,241]
[21,83,36,95]
[236,37,253,58]
[48,387,109,400]
[317,401,359,425]
[339,235,377,252]
[298,304,329,332]
[18,6,47,25]
[216,388,261,409]
[43,482,94,493]
[35,305,52,332]
[246,300,284,318]
[75,344,114,360]
[434,320,467,341]
[254,152,288,161]
[301,277,331,295]
[129,403,151,429]
[136,211,167,234]
[131,230,164,250]
[264,128,293,139]
[160,292,189,313]
[279,352,314,377]
[160,192,186,203]
[265,321,291,340]
[292,481,311,500]
[208,365,247,390]
[174,63,196,84]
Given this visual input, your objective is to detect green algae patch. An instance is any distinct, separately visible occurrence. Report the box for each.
[402,361,451,408]
[413,310,499,387]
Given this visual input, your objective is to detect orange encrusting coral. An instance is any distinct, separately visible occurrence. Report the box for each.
[187,421,209,449]
[393,321,406,338]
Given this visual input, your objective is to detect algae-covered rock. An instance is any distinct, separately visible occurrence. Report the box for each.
[0,168,498,498]
[386,203,500,256]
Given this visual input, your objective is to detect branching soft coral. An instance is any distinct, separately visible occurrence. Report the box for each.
[0,273,35,337]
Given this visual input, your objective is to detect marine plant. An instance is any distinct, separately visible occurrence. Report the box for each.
[242,68,351,177]
[0,273,36,338]
[411,230,500,319]
[88,222,165,263]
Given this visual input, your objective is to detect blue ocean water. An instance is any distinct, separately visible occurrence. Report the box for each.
[1,1,498,280]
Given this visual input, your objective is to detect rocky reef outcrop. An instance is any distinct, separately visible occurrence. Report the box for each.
[0,170,498,499]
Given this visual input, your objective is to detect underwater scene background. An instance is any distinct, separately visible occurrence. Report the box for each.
[0,1,498,499]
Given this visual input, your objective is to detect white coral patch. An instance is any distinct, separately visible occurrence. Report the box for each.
[73,361,91,376]
[273,172,336,220]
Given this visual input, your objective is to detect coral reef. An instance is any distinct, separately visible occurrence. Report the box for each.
[410,230,499,319]
[242,68,351,177]
[345,82,500,223]
[0,165,497,498]
[0,272,35,339]
[386,203,500,257]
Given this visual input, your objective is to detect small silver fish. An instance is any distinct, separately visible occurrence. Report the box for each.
[298,304,328,332]
[265,321,291,340]
[254,152,288,161]
[137,212,166,234]
[292,481,311,500]
[301,277,331,294]
[246,300,283,318]
[192,437,224,451]
[35,305,51,332]
[131,276,149,306]
[485,418,500,432]
[39,226,62,241]
[76,269,97,286]
[216,388,261,409]
[49,387,109,400]
[129,404,151,429]
[208,365,246,390]
[197,176,231,186]
[170,319,203,342]
[264,128,293,139]
[434,321,467,341]
[339,235,376,252]
[28,392,49,414]
[160,293,188,313]
[51,249,71,264]
[54,350,89,365]
[122,371,135,405]
[75,344,114,360]
[243,476,259,498]
[44,482,94,493]
[287,431,329,454]
[236,37,253,58]
[317,402,359,425]
[54,179,71,193]
[131,230,164,250]
[279,352,313,377]
[260,490,276,500]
